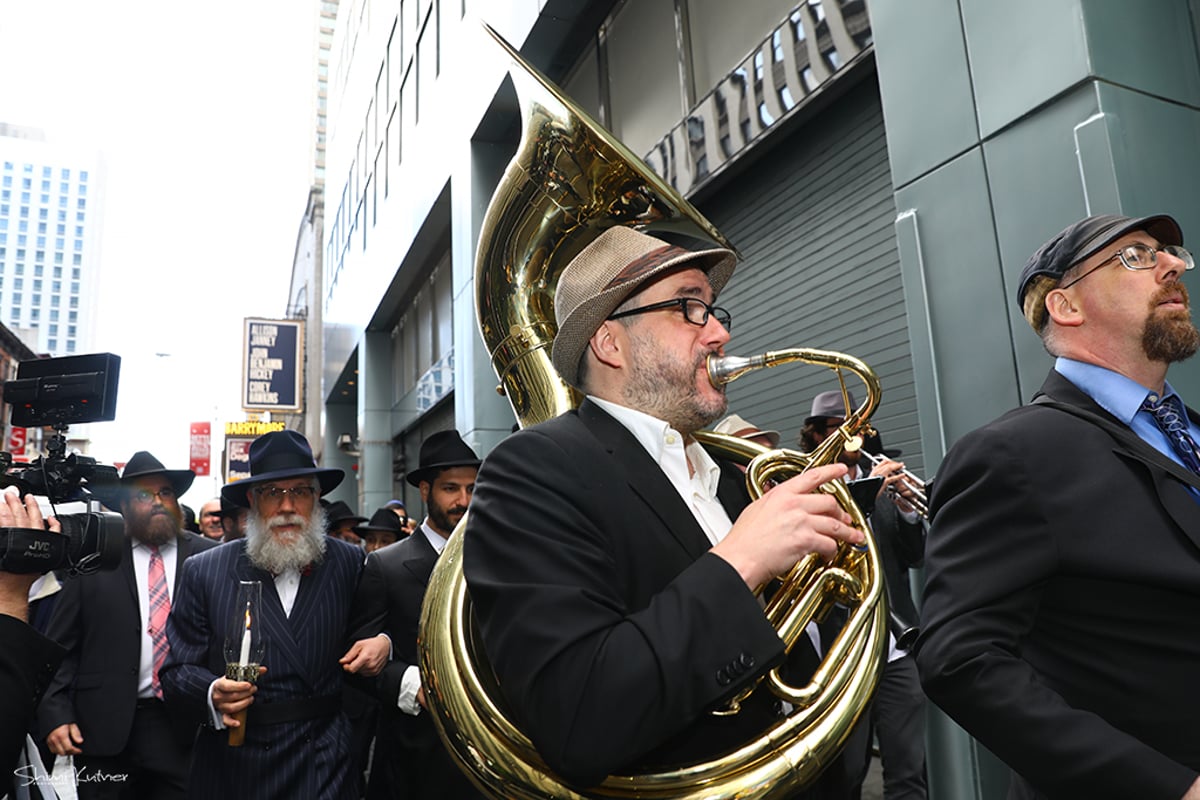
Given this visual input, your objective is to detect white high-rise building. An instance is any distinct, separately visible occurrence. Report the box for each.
[0,123,104,357]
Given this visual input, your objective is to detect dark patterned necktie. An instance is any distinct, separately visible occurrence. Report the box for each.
[1141,393,1200,475]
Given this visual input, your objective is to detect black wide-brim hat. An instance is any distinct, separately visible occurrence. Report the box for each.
[221,429,344,508]
[405,430,482,487]
[121,450,196,497]
[325,499,367,527]
[353,508,404,537]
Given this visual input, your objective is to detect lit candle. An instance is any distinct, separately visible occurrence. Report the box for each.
[239,607,252,666]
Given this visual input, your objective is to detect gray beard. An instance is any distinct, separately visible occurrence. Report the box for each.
[245,504,328,574]
[620,337,727,436]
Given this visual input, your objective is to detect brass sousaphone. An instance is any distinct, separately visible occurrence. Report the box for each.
[417,24,888,800]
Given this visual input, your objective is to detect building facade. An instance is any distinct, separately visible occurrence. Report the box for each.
[316,1,1200,796]
[0,124,102,358]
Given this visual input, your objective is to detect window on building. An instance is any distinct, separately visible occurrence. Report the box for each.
[47,339,56,350]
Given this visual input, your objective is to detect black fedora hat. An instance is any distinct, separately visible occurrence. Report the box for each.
[353,508,404,538]
[121,451,196,497]
[221,430,344,508]
[405,430,481,487]
[325,500,367,527]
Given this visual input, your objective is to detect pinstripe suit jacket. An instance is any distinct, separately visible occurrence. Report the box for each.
[161,536,363,799]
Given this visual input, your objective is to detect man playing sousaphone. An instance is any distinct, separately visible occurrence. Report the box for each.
[463,226,864,794]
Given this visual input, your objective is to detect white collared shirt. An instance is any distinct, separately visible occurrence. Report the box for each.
[589,396,734,546]
[275,568,301,617]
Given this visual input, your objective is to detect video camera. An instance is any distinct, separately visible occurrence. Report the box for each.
[0,353,125,574]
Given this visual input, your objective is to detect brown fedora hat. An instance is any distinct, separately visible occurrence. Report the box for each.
[550,227,736,387]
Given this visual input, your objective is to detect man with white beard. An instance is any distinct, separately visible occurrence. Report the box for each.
[161,430,389,800]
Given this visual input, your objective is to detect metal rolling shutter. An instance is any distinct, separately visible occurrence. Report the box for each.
[699,77,923,475]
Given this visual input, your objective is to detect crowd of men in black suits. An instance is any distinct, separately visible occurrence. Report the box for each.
[3,211,1200,800]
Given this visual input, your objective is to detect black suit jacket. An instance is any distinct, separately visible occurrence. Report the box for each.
[351,531,439,747]
[868,489,924,637]
[464,400,791,788]
[915,369,1200,800]
[37,531,217,754]
[349,529,485,799]
[1,614,65,780]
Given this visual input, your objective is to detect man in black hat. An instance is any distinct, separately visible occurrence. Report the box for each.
[348,429,483,800]
[38,451,217,798]
[324,500,367,547]
[353,508,403,554]
[217,497,248,542]
[801,391,927,800]
[914,214,1200,800]
[462,226,861,791]
[160,430,389,799]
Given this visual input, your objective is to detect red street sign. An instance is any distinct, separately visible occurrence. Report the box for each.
[7,426,26,455]
[190,422,211,477]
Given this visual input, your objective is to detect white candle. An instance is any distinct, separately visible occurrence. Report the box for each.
[239,609,252,665]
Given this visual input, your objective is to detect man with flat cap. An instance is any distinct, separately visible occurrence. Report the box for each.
[914,214,1200,800]
[161,430,389,799]
[349,429,483,799]
[38,451,217,798]
[462,226,862,792]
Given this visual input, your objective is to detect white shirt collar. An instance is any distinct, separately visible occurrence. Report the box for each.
[588,396,724,500]
[421,520,448,554]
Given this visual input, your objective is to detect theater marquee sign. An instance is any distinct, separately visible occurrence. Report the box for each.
[241,317,304,413]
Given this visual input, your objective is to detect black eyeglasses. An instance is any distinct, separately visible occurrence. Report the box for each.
[607,297,732,331]
[1060,242,1194,290]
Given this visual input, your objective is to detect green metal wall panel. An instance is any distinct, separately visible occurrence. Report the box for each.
[869,0,979,189]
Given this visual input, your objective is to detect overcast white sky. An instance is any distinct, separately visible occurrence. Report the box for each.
[0,0,321,507]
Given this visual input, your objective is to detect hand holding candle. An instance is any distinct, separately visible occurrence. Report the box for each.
[224,581,264,747]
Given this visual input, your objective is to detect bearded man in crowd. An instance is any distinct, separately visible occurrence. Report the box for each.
[161,430,389,800]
